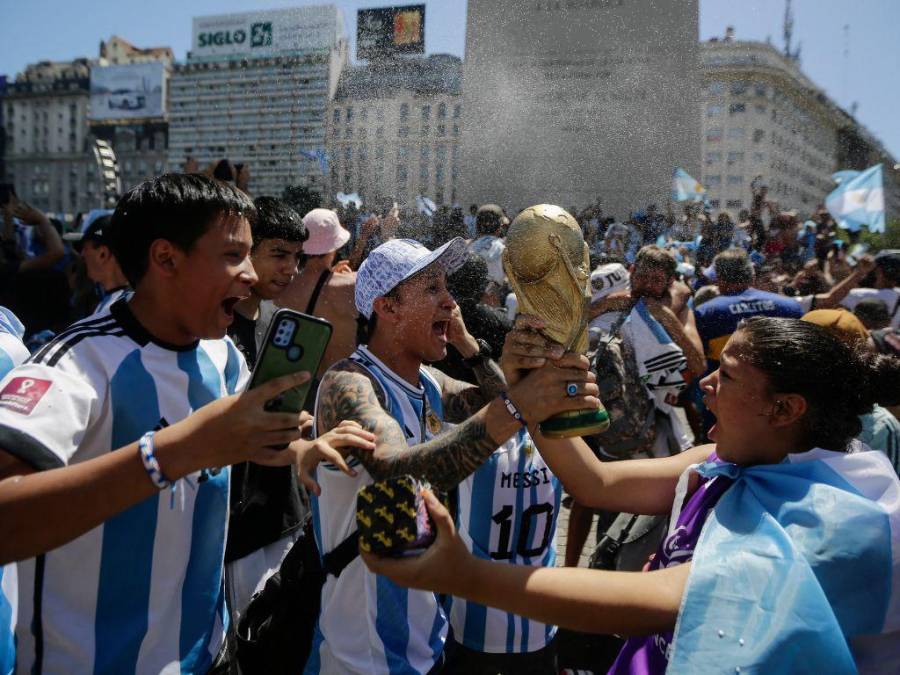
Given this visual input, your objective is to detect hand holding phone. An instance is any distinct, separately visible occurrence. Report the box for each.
[248,309,333,414]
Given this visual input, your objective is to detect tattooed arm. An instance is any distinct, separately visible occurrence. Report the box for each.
[316,360,509,491]
[424,359,507,424]
[317,341,601,491]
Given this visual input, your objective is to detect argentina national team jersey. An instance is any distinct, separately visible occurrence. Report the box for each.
[0,307,28,675]
[306,345,448,675]
[450,429,562,653]
[93,286,132,316]
[0,299,249,675]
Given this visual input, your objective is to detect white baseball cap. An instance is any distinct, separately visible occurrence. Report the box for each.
[355,238,468,319]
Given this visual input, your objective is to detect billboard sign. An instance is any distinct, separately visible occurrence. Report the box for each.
[357,5,425,60]
[191,6,342,59]
[89,63,166,121]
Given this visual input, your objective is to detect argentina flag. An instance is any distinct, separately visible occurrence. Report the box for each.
[672,167,706,203]
[825,164,886,234]
[300,148,329,175]
[669,447,900,674]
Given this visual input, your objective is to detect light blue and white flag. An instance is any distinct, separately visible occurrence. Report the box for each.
[670,447,900,674]
[826,164,886,234]
[335,191,362,209]
[672,167,706,203]
[415,195,437,217]
[300,148,329,175]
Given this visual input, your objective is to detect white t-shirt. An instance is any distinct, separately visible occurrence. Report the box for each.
[469,236,507,286]
[841,287,900,328]
[0,300,249,675]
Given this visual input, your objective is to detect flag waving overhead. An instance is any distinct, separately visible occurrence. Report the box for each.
[826,164,886,233]
[300,148,329,175]
[672,168,706,202]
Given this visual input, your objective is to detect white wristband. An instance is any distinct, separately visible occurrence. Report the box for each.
[138,431,171,489]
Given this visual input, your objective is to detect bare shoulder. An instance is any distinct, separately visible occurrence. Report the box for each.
[317,359,388,431]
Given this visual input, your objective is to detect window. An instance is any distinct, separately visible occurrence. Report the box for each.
[421,146,430,162]
[726,199,744,209]
[708,199,721,209]
[397,165,407,184]
[730,80,749,96]
[333,109,340,124]
[397,146,409,160]
[706,104,722,117]
[419,165,429,181]
[705,151,722,165]
[437,124,446,136]
[727,175,743,185]
[705,175,722,186]
[754,83,768,97]
[753,129,765,143]
[421,124,430,136]
[359,128,367,140]
[376,126,384,138]
[708,81,725,95]
[435,165,445,184]
[452,124,459,136]
[344,127,353,139]
[360,108,368,122]
[375,145,385,160]
[400,103,409,121]
[436,145,447,163]
[729,103,746,114]
[359,146,368,162]
[421,105,431,121]
[706,128,722,142]
[438,103,447,119]
[346,107,354,123]
[453,104,461,118]
[754,104,767,114]
[399,126,409,138]
[343,147,352,161]
[727,127,746,139]
[377,107,385,121]
[727,151,744,164]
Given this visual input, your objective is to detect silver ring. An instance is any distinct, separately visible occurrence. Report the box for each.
[566,382,579,397]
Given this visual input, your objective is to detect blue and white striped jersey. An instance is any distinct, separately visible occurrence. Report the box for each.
[0,307,27,675]
[94,286,132,316]
[306,345,448,675]
[0,299,249,675]
[450,429,562,654]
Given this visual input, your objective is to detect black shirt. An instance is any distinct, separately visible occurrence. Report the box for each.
[225,306,306,563]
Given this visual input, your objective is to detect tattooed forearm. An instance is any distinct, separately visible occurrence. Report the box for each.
[317,361,501,490]
[427,359,507,424]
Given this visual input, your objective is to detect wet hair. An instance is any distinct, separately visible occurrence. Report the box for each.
[633,245,676,278]
[714,248,754,286]
[737,316,900,451]
[251,196,308,250]
[107,173,256,287]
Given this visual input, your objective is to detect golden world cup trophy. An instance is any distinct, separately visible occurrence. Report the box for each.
[502,204,610,438]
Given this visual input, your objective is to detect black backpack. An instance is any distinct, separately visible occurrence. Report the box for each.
[210,519,359,675]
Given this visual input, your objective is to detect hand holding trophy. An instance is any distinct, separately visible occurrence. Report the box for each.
[502,204,610,438]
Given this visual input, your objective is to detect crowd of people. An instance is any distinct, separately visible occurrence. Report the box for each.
[0,166,898,675]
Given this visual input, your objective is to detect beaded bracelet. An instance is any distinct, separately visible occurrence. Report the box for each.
[500,391,527,427]
[138,431,171,490]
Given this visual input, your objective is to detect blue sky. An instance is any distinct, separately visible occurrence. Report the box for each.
[2,0,898,158]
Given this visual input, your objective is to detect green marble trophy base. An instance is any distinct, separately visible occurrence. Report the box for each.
[539,405,610,439]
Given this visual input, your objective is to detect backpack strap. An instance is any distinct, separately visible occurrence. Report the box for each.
[321,530,360,578]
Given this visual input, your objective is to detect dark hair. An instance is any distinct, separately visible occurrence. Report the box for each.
[107,173,256,287]
[714,248,753,286]
[212,159,235,183]
[634,245,676,278]
[738,316,900,450]
[853,298,890,329]
[251,196,307,250]
[448,254,489,305]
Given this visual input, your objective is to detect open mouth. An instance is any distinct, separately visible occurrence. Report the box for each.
[221,297,240,319]
[432,320,449,342]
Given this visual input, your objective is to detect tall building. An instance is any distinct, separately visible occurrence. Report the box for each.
[459,0,700,220]
[325,54,462,206]
[2,59,96,216]
[700,37,899,221]
[90,36,173,194]
[167,5,348,197]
